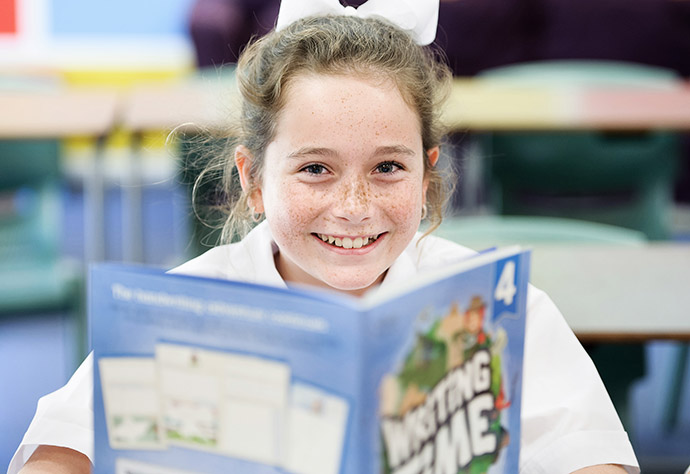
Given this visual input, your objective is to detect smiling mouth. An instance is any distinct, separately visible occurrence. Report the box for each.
[314,233,382,249]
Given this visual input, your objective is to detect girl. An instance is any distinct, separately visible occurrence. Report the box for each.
[11,3,639,473]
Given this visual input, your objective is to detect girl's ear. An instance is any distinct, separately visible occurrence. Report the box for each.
[235,145,264,213]
[422,146,440,204]
[427,146,440,167]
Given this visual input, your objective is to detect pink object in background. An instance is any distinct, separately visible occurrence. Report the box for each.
[0,0,17,34]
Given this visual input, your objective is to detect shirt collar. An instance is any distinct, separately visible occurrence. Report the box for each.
[246,221,287,288]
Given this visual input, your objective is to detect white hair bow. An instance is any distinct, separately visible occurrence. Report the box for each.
[275,0,440,46]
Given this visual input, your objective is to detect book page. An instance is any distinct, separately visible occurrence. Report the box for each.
[98,358,164,450]
[156,343,290,465]
[284,383,350,474]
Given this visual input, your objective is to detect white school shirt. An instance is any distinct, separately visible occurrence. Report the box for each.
[9,221,639,474]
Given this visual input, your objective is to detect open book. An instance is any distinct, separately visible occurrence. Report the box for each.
[91,247,530,474]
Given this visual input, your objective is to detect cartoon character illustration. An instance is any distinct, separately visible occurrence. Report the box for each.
[436,302,466,369]
[379,295,512,474]
[463,296,488,350]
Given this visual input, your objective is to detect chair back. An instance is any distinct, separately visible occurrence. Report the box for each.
[0,139,79,314]
[478,60,681,240]
[434,215,647,252]
[0,139,62,266]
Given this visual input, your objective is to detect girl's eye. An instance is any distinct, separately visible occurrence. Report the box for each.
[375,161,403,174]
[300,164,328,175]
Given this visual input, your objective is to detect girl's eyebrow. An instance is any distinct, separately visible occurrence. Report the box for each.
[373,145,417,157]
[286,147,336,159]
[287,145,417,159]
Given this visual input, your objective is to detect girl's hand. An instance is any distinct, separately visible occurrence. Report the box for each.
[572,465,628,473]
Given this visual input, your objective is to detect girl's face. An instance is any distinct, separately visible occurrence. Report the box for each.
[238,73,437,296]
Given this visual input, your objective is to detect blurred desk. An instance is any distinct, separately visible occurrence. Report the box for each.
[443,79,690,131]
[0,89,120,261]
[123,80,232,133]
[531,243,690,434]
[0,89,118,138]
[530,243,690,343]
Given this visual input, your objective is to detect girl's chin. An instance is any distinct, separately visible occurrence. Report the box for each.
[328,284,375,297]
[320,273,387,297]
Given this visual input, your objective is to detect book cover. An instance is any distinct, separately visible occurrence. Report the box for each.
[91,247,530,473]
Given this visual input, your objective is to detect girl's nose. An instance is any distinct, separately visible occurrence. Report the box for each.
[333,177,371,223]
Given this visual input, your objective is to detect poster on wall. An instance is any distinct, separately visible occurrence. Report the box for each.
[50,0,192,36]
[0,0,193,68]
[0,0,17,34]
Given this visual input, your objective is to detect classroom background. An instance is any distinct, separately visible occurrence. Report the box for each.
[1,0,690,472]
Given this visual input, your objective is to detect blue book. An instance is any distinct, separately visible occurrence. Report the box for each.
[91,246,530,474]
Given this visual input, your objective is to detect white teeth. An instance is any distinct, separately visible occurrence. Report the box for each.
[317,234,377,249]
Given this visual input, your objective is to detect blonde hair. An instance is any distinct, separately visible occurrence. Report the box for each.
[193,15,455,244]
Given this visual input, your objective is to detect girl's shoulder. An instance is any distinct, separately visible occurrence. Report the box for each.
[169,222,282,285]
[409,231,479,271]
[169,244,240,279]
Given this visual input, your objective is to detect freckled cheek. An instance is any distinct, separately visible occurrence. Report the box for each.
[266,184,324,233]
[379,184,424,222]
